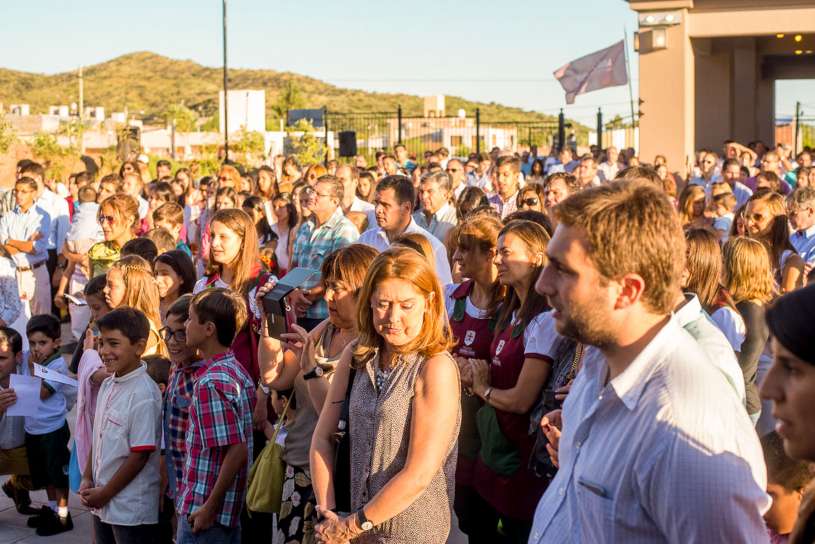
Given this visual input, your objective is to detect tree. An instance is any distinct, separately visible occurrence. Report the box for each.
[163,103,198,132]
[271,81,305,124]
[0,115,16,154]
[285,119,325,165]
[31,131,76,180]
[231,128,266,164]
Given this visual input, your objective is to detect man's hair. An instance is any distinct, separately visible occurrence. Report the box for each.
[315,175,345,204]
[78,185,97,203]
[790,186,815,207]
[762,431,815,491]
[153,201,184,226]
[722,158,741,171]
[156,159,172,170]
[376,175,416,210]
[74,171,94,187]
[26,314,61,340]
[143,355,171,386]
[166,293,193,323]
[19,161,44,181]
[190,288,247,347]
[99,173,123,190]
[121,237,158,264]
[495,155,521,172]
[616,165,661,185]
[97,307,150,345]
[555,180,685,314]
[421,171,452,193]
[146,228,176,254]
[15,176,38,192]
[0,327,23,355]
[84,274,108,297]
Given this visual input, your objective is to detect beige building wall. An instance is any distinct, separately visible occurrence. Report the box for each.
[629,0,815,171]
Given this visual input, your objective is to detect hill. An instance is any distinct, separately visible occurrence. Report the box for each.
[0,52,560,126]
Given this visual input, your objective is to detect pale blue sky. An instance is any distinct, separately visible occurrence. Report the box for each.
[1,0,811,125]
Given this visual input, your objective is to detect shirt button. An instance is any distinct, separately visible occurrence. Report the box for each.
[559,487,565,496]
[575,441,581,450]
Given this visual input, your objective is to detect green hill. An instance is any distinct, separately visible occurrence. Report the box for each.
[0,51,561,126]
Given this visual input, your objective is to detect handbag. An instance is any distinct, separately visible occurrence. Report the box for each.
[332,368,356,514]
[246,394,291,514]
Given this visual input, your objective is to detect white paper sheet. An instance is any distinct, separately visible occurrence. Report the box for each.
[6,374,42,417]
[33,363,79,388]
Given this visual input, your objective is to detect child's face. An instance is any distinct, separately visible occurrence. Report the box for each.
[0,343,20,380]
[28,332,60,364]
[155,262,182,300]
[184,305,210,349]
[764,482,802,534]
[86,293,111,323]
[98,329,145,377]
[164,314,196,366]
[104,268,127,309]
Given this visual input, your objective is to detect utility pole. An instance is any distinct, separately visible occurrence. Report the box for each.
[222,0,229,162]
[794,101,802,157]
[78,66,85,153]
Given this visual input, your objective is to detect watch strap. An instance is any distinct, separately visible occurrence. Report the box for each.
[356,508,374,531]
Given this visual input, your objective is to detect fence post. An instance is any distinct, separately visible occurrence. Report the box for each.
[397,105,403,145]
[476,108,481,155]
[597,108,603,149]
[323,106,329,165]
[794,101,801,157]
[557,109,565,151]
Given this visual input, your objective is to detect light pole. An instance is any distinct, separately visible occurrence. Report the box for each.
[222,0,229,162]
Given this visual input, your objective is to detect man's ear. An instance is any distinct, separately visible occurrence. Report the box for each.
[134,338,148,358]
[614,273,647,310]
[204,321,217,338]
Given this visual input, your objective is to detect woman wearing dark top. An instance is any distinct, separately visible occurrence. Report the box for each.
[723,237,774,423]
[761,285,815,543]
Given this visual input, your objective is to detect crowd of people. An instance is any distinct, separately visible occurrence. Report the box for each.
[0,139,813,543]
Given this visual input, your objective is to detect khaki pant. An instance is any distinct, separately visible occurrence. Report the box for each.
[16,264,51,316]
[0,446,30,477]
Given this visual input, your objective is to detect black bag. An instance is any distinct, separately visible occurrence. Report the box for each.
[332,368,356,513]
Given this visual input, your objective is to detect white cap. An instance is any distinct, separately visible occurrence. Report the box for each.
[137,153,149,164]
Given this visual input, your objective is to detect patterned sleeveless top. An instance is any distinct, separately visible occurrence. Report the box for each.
[348,350,460,543]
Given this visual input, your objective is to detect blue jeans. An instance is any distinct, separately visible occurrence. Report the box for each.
[176,516,240,544]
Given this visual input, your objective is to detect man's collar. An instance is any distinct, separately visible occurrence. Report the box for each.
[673,293,702,328]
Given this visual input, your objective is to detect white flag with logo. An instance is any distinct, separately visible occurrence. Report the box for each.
[553,40,628,104]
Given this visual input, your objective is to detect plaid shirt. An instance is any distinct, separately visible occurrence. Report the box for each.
[291,207,359,320]
[163,359,204,500]
[176,351,254,528]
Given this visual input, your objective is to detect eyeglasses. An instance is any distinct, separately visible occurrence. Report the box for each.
[160,327,187,344]
[218,176,230,182]
[98,215,117,225]
[314,192,332,199]
[522,198,540,207]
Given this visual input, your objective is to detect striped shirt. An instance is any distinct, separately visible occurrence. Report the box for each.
[529,316,770,543]
[177,351,254,528]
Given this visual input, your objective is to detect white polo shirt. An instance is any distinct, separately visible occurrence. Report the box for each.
[92,363,162,525]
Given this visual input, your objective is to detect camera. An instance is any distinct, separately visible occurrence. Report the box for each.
[261,267,319,338]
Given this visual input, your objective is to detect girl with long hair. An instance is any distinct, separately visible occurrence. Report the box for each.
[87,194,140,278]
[468,219,555,542]
[270,193,298,275]
[154,249,196,322]
[678,184,712,229]
[744,190,804,293]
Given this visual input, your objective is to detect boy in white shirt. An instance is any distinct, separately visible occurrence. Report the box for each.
[80,307,162,542]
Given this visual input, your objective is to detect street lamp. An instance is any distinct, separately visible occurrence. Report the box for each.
[223,0,229,162]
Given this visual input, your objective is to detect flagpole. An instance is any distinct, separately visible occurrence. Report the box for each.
[623,27,636,127]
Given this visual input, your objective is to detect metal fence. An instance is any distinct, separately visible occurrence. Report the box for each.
[324,107,564,163]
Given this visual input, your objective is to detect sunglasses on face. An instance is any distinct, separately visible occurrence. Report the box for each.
[98,215,117,225]
[522,198,540,206]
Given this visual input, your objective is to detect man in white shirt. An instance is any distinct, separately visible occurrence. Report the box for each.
[719,158,754,208]
[597,146,619,182]
[336,165,375,229]
[530,180,769,543]
[445,159,467,201]
[414,171,457,244]
[467,154,493,193]
[487,155,521,219]
[359,175,452,284]
[575,155,602,188]
[690,151,722,187]
[788,186,815,268]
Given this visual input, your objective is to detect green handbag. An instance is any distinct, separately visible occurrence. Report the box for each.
[246,396,290,514]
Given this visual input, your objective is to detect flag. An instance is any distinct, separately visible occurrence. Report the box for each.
[553,40,628,105]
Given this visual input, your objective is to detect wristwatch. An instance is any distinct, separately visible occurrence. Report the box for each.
[303,366,325,381]
[355,508,374,531]
[257,381,270,395]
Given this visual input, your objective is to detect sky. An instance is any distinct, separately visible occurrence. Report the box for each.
[1,0,812,126]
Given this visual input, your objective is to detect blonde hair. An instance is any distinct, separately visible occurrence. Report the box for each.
[206,208,260,296]
[723,237,774,304]
[353,248,453,367]
[108,255,167,356]
[678,184,707,226]
[99,193,140,235]
[555,180,685,314]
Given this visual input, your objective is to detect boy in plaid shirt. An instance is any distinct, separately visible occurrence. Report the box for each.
[176,288,254,543]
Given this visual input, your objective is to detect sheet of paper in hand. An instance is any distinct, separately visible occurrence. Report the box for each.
[6,374,42,417]
[33,363,79,388]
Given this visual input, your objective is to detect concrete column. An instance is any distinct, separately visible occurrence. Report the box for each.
[731,38,758,143]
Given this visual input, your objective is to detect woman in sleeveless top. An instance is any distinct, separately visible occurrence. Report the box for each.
[256,244,378,544]
[310,248,461,543]
[468,220,554,543]
[744,190,803,293]
[444,212,504,539]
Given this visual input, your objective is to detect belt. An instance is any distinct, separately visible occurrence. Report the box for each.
[16,260,46,273]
